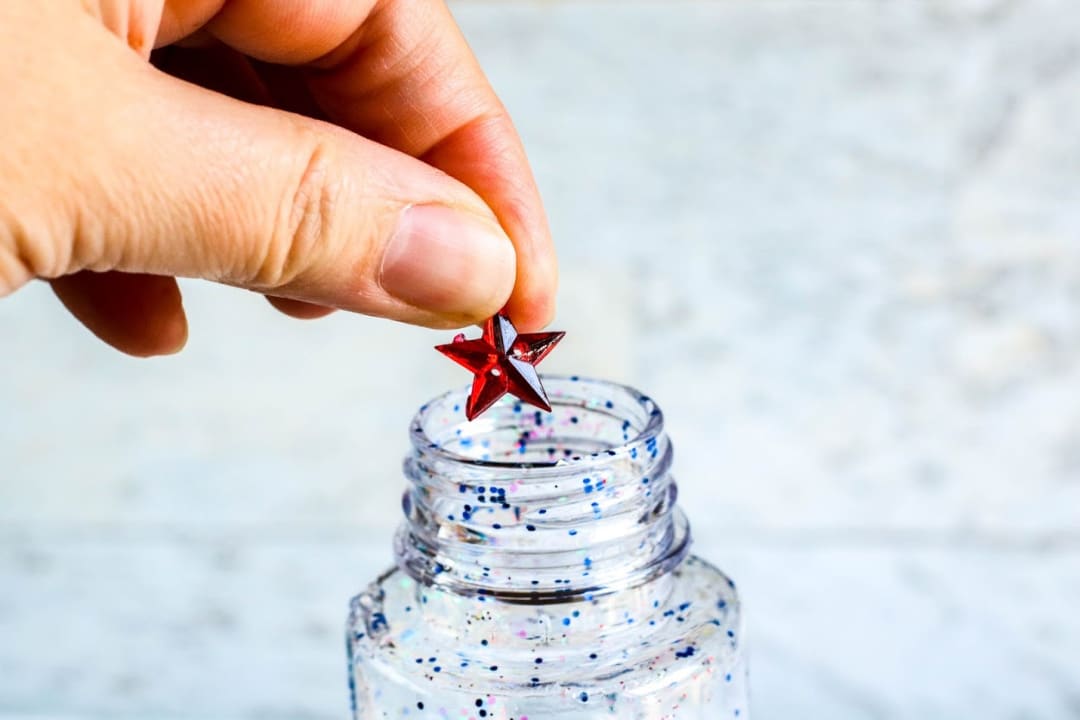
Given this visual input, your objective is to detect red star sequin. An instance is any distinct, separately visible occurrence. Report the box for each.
[436,313,565,420]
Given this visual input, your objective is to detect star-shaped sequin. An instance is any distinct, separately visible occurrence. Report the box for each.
[436,313,565,420]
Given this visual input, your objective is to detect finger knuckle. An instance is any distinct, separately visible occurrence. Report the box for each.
[255,139,345,288]
[0,204,67,296]
[0,230,32,296]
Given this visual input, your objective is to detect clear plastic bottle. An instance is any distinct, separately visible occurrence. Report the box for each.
[346,376,749,719]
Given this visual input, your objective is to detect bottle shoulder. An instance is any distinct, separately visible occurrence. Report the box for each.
[347,554,744,698]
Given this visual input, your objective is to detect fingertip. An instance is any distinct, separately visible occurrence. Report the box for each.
[505,243,558,332]
[150,303,189,356]
[378,203,516,324]
[504,292,556,333]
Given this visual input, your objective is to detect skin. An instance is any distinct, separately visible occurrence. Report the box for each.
[0,0,558,357]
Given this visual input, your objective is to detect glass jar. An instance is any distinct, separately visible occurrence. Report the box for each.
[346,376,749,719]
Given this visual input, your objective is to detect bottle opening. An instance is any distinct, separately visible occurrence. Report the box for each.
[411,375,665,469]
[397,376,691,603]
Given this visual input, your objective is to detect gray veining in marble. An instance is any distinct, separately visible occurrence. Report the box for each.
[2,1,1079,718]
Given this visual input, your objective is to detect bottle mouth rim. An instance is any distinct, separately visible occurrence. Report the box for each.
[409,374,665,472]
[400,375,682,599]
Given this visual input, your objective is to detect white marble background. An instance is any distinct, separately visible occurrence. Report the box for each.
[2,1,1079,718]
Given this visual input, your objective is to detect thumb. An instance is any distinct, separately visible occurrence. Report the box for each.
[27,56,517,329]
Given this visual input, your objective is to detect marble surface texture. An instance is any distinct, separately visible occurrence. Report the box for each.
[2,1,1079,718]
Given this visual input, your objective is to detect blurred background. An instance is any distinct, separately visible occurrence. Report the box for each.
[3,1,1079,718]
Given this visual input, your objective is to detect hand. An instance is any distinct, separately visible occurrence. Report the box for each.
[0,0,557,356]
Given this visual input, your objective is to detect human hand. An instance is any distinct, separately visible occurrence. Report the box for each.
[0,0,557,356]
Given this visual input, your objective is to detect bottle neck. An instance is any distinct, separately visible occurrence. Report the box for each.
[395,376,691,603]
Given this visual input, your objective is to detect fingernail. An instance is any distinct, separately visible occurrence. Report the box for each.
[380,204,515,316]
